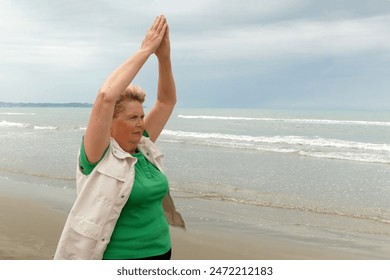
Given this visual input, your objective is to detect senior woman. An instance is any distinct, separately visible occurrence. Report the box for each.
[54,15,184,260]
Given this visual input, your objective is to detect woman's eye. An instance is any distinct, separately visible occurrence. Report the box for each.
[128,116,144,121]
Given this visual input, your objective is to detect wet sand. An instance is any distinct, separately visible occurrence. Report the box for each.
[0,192,366,260]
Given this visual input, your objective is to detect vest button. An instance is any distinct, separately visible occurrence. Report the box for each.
[121,195,125,198]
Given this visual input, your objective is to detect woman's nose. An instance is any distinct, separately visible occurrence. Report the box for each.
[136,117,144,126]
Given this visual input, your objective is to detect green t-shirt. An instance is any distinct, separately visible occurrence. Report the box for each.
[79,137,171,259]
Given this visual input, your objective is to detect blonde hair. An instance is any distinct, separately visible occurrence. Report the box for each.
[113,84,146,118]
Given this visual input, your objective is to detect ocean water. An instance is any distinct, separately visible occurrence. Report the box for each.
[1,106,390,258]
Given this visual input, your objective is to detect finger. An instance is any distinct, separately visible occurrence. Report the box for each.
[149,16,160,33]
[155,15,166,33]
[151,15,163,31]
[160,23,168,37]
[165,23,170,39]
[149,16,158,31]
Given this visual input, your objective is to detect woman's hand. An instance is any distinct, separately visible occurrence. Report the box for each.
[140,15,167,55]
[155,20,170,60]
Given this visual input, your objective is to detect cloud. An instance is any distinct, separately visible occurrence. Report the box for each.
[1,0,390,109]
[5,1,389,67]
[0,40,101,68]
[174,15,390,64]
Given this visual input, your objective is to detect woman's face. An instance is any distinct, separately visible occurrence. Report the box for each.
[111,100,145,153]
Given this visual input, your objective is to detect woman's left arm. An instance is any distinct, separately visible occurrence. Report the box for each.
[144,23,176,142]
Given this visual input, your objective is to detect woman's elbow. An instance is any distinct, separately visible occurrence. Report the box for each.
[96,88,117,105]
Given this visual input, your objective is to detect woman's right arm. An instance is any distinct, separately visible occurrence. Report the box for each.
[83,16,167,163]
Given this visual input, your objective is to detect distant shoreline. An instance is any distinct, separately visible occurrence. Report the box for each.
[0,102,92,108]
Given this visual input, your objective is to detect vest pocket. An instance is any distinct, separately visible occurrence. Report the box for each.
[97,161,129,182]
[71,215,103,240]
[57,216,105,259]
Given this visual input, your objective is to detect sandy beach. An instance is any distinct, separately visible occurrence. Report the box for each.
[0,194,66,259]
[0,192,369,260]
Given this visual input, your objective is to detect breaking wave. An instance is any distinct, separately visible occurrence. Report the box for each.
[161,129,390,164]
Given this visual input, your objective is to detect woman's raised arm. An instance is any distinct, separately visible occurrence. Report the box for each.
[144,23,176,143]
[84,16,167,163]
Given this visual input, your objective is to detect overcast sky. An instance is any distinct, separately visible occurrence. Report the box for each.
[1,0,390,109]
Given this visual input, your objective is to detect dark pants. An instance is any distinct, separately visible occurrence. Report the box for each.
[131,249,172,260]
